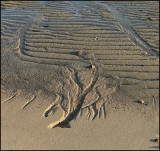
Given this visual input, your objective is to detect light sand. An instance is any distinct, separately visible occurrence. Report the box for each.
[1,1,159,150]
[1,90,159,150]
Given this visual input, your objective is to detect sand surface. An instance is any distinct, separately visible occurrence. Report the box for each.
[1,1,159,150]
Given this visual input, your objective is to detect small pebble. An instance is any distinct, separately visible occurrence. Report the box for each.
[77,51,82,56]
[89,65,95,69]
[136,100,145,104]
[144,52,148,55]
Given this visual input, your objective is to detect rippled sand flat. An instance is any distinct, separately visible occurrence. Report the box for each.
[1,1,159,150]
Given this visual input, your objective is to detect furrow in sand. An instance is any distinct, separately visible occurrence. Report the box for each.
[95,54,154,60]
[119,77,158,84]
[1,31,15,37]
[2,14,32,19]
[25,42,141,50]
[23,48,155,61]
[135,29,158,33]
[44,17,77,20]
[22,50,79,60]
[22,50,154,62]
[26,29,128,35]
[28,27,120,32]
[122,80,159,89]
[25,36,130,42]
[1,28,18,35]
[32,26,118,31]
[45,30,125,35]
[2,20,26,25]
[103,65,159,72]
[2,24,19,30]
[16,50,79,65]
[28,25,118,31]
[25,39,135,46]
[2,1,38,5]
[48,49,147,55]
[100,59,158,66]
[137,32,159,37]
[24,46,146,55]
[25,31,129,38]
[103,71,159,80]
[120,87,159,98]
[42,20,117,26]
[26,28,127,38]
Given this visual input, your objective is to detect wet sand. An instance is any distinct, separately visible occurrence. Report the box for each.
[1,1,159,150]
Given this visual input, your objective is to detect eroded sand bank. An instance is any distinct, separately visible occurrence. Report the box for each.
[1,1,159,150]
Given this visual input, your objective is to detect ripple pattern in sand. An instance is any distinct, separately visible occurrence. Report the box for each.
[1,1,42,54]
[1,1,159,128]
[102,1,159,55]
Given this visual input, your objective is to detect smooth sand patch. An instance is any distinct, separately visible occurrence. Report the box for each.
[1,90,159,150]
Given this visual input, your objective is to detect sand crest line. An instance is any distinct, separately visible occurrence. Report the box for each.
[22,95,37,109]
[2,92,19,104]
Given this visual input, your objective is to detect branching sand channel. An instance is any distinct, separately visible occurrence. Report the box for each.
[42,65,118,128]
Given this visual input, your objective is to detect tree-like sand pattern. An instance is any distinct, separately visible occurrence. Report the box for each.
[42,66,117,128]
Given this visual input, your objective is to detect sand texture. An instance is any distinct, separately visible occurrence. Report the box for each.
[1,1,159,150]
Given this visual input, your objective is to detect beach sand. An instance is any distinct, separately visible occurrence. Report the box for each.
[1,1,159,150]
